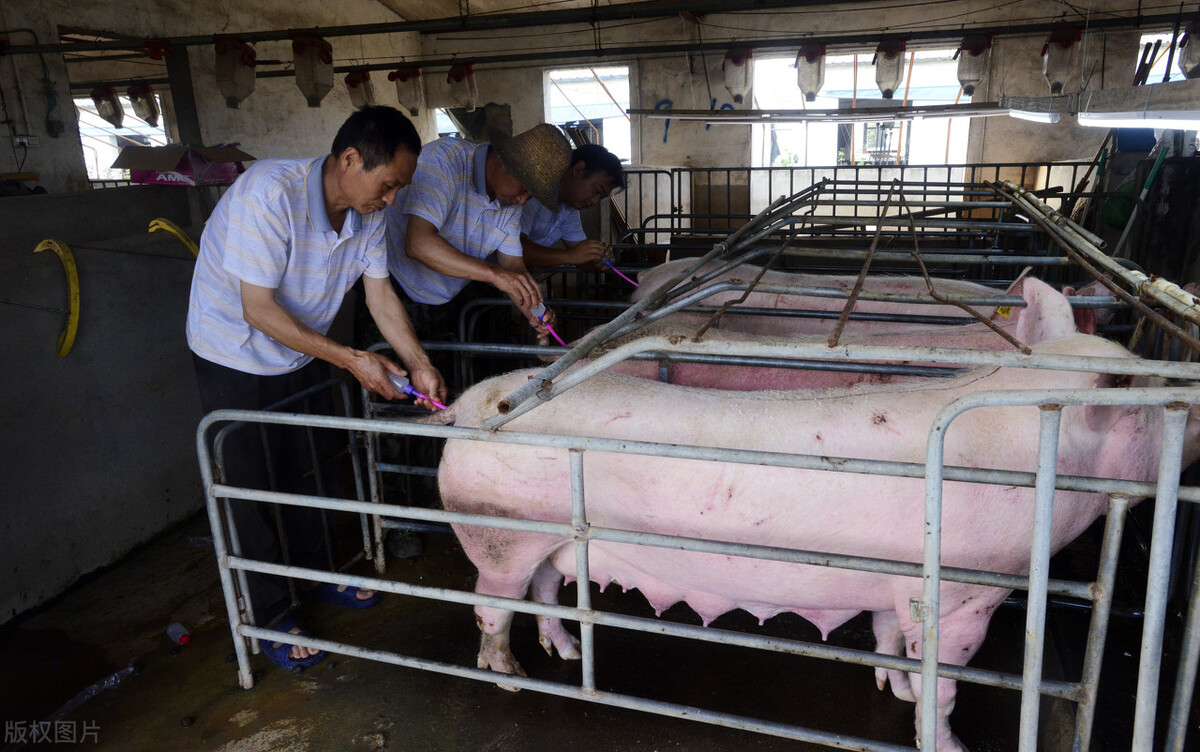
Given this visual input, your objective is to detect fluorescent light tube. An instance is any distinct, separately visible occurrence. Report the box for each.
[1008,109,1061,124]
[1078,110,1200,129]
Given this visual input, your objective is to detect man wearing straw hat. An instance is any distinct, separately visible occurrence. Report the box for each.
[520,143,626,272]
[384,123,572,333]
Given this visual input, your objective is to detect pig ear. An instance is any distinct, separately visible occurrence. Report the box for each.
[1013,277,1078,344]
[1062,286,1098,335]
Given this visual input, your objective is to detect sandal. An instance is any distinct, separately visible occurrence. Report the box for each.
[305,582,380,609]
[259,617,325,669]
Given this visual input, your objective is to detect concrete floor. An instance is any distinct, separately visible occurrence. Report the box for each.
[1,507,1191,752]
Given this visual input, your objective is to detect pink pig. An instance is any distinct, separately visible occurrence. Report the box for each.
[633,259,1013,336]
[437,333,1200,752]
[594,275,1077,391]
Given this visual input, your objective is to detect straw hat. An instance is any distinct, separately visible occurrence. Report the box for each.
[489,123,572,213]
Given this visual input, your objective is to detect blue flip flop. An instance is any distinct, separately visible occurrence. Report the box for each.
[306,582,381,609]
[260,617,325,669]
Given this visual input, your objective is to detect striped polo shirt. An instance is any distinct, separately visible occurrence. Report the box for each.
[520,197,585,247]
[386,137,522,305]
[186,156,389,375]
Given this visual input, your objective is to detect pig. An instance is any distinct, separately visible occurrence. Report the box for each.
[436,333,1200,752]
[632,259,1012,336]
[592,275,1076,391]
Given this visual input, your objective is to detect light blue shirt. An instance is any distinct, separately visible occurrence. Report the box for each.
[520,196,586,247]
[187,156,389,374]
[386,138,523,305]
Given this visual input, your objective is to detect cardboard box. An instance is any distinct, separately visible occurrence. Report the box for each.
[111,145,255,186]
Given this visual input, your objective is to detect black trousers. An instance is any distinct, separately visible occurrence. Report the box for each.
[193,354,343,624]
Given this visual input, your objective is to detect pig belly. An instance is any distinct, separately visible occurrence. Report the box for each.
[442,442,1050,631]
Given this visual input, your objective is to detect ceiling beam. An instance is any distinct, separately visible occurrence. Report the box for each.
[6,0,1164,55]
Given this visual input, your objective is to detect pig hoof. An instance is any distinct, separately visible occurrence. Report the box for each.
[875,668,887,692]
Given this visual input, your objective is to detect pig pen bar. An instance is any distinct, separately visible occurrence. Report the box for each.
[198,337,1200,752]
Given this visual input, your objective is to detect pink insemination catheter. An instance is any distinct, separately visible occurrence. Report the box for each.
[387,373,447,410]
[530,303,568,347]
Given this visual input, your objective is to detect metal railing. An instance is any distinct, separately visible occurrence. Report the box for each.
[198,354,1200,750]
[614,161,1093,247]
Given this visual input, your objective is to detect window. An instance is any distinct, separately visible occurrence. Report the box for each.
[752,49,969,167]
[75,93,168,181]
[545,66,630,161]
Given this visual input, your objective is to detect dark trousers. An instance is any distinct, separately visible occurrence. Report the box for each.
[194,354,342,624]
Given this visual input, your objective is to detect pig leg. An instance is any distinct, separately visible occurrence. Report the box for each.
[872,610,916,702]
[900,604,993,752]
[530,561,582,660]
[474,569,532,685]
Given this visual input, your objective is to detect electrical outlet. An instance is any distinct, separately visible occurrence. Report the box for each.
[12,136,38,147]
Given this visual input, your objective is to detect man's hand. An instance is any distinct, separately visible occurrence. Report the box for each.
[408,363,448,411]
[344,350,407,400]
[565,240,613,272]
[493,268,548,330]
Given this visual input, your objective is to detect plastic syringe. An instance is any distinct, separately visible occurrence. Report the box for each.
[387,372,447,410]
[530,303,568,347]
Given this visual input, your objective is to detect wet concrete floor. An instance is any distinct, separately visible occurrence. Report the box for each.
[1,510,1192,751]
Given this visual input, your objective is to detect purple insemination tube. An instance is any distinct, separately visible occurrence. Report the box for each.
[387,373,446,410]
[603,258,639,287]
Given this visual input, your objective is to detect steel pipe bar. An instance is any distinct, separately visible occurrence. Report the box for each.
[203,397,1200,504]
[229,557,1077,700]
[1018,406,1062,752]
[237,624,919,752]
[1165,521,1200,752]
[1132,406,1191,750]
[490,336,1200,426]
[1070,496,1130,752]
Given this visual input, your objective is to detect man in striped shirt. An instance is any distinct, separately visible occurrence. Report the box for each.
[385,123,572,333]
[187,106,445,669]
[520,144,625,272]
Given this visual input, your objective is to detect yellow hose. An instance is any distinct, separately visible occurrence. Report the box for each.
[33,239,80,357]
[148,217,199,257]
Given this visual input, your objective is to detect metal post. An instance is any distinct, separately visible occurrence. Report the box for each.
[1131,405,1191,750]
[920,413,948,751]
[1018,405,1063,752]
[198,426,256,689]
[1165,518,1200,752]
[569,449,595,692]
[1071,495,1130,752]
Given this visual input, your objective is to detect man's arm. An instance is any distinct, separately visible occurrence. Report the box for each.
[406,214,544,327]
[521,234,611,271]
[361,275,447,409]
[240,281,407,401]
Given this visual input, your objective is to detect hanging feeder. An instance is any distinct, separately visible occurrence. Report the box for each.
[954,33,993,97]
[873,39,907,99]
[90,85,124,128]
[795,43,826,103]
[126,83,160,126]
[344,70,377,109]
[447,63,478,112]
[214,36,257,109]
[723,47,753,104]
[1042,27,1082,94]
[388,66,424,116]
[1179,21,1200,79]
[291,33,334,107]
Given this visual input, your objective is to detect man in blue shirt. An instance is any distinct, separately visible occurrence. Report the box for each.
[189,106,445,669]
[520,144,625,271]
[386,123,572,333]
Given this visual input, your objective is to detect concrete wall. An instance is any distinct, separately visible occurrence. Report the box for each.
[0,187,206,622]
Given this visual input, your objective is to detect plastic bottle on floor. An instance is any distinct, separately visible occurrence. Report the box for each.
[167,622,191,646]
